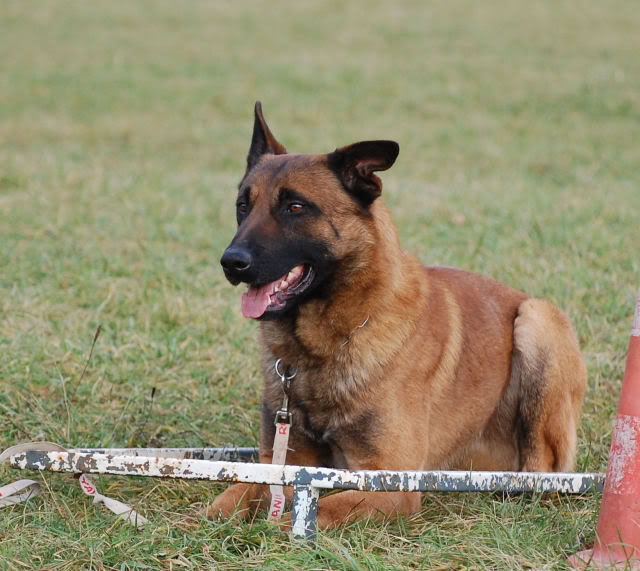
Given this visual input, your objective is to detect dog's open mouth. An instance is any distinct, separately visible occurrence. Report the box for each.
[241,264,314,319]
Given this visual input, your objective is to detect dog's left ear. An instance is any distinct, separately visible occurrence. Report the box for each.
[329,140,399,206]
[246,101,287,173]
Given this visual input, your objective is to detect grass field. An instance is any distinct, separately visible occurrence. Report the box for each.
[1,1,639,568]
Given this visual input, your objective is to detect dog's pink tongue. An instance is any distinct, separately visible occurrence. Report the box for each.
[241,283,273,319]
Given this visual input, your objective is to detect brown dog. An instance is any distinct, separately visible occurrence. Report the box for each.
[208,102,587,529]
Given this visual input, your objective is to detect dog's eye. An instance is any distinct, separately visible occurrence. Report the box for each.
[287,202,304,214]
[237,201,248,213]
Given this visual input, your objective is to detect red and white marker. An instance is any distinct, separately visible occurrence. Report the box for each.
[570,286,640,569]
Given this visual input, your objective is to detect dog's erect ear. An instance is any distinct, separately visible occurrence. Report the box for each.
[329,140,399,206]
[246,101,287,172]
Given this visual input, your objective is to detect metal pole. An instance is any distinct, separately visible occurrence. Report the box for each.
[8,450,604,493]
[291,485,320,540]
[71,447,259,462]
[7,450,605,543]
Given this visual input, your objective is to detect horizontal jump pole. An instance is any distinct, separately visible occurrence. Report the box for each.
[7,449,605,540]
[71,447,259,462]
[9,450,604,494]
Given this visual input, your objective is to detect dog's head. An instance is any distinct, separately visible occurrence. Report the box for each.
[220,102,399,320]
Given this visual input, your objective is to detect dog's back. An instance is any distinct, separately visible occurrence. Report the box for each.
[417,266,585,472]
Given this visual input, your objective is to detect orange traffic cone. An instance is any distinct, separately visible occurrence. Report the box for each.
[570,286,640,569]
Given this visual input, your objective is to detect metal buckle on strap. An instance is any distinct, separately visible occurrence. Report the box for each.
[274,410,292,425]
[274,359,297,426]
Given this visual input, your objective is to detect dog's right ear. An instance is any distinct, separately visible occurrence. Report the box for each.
[246,102,287,173]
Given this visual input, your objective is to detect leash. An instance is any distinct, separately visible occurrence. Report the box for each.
[1,359,298,524]
[0,441,148,528]
[0,442,65,508]
[267,358,296,520]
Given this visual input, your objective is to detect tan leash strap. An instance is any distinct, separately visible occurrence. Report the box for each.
[0,441,147,528]
[78,473,148,528]
[267,358,297,521]
[268,421,291,520]
[0,479,41,507]
[0,441,67,461]
[0,441,64,507]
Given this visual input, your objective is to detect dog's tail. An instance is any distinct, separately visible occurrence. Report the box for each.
[512,298,587,472]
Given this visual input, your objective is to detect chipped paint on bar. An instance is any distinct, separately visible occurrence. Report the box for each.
[7,449,606,541]
[9,451,604,494]
[291,484,319,540]
[72,447,259,462]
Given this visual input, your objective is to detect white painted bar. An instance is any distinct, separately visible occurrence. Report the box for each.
[71,447,258,461]
[291,484,320,540]
[9,451,604,494]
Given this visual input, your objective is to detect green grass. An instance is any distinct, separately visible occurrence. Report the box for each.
[1,0,639,568]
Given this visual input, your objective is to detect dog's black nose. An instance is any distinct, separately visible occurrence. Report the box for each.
[220,246,253,273]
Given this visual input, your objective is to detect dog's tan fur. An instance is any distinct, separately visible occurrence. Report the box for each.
[207,104,587,528]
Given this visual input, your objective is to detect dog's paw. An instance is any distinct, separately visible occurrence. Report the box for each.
[201,499,231,521]
[201,490,243,521]
[201,483,268,522]
[277,512,292,532]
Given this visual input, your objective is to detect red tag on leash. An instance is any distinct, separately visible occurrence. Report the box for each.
[268,421,290,520]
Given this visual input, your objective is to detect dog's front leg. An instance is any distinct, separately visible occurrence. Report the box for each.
[204,436,326,522]
[280,490,421,531]
[204,482,275,521]
[315,490,421,529]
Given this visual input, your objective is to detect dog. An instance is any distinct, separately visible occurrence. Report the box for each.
[207,102,587,529]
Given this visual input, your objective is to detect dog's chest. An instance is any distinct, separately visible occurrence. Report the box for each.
[292,403,377,469]
[263,354,380,468]
[278,380,380,469]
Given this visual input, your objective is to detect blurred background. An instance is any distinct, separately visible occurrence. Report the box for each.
[1,1,639,567]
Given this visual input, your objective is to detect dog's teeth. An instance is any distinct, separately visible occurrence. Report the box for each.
[288,266,303,281]
[280,280,289,290]
[274,285,280,293]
